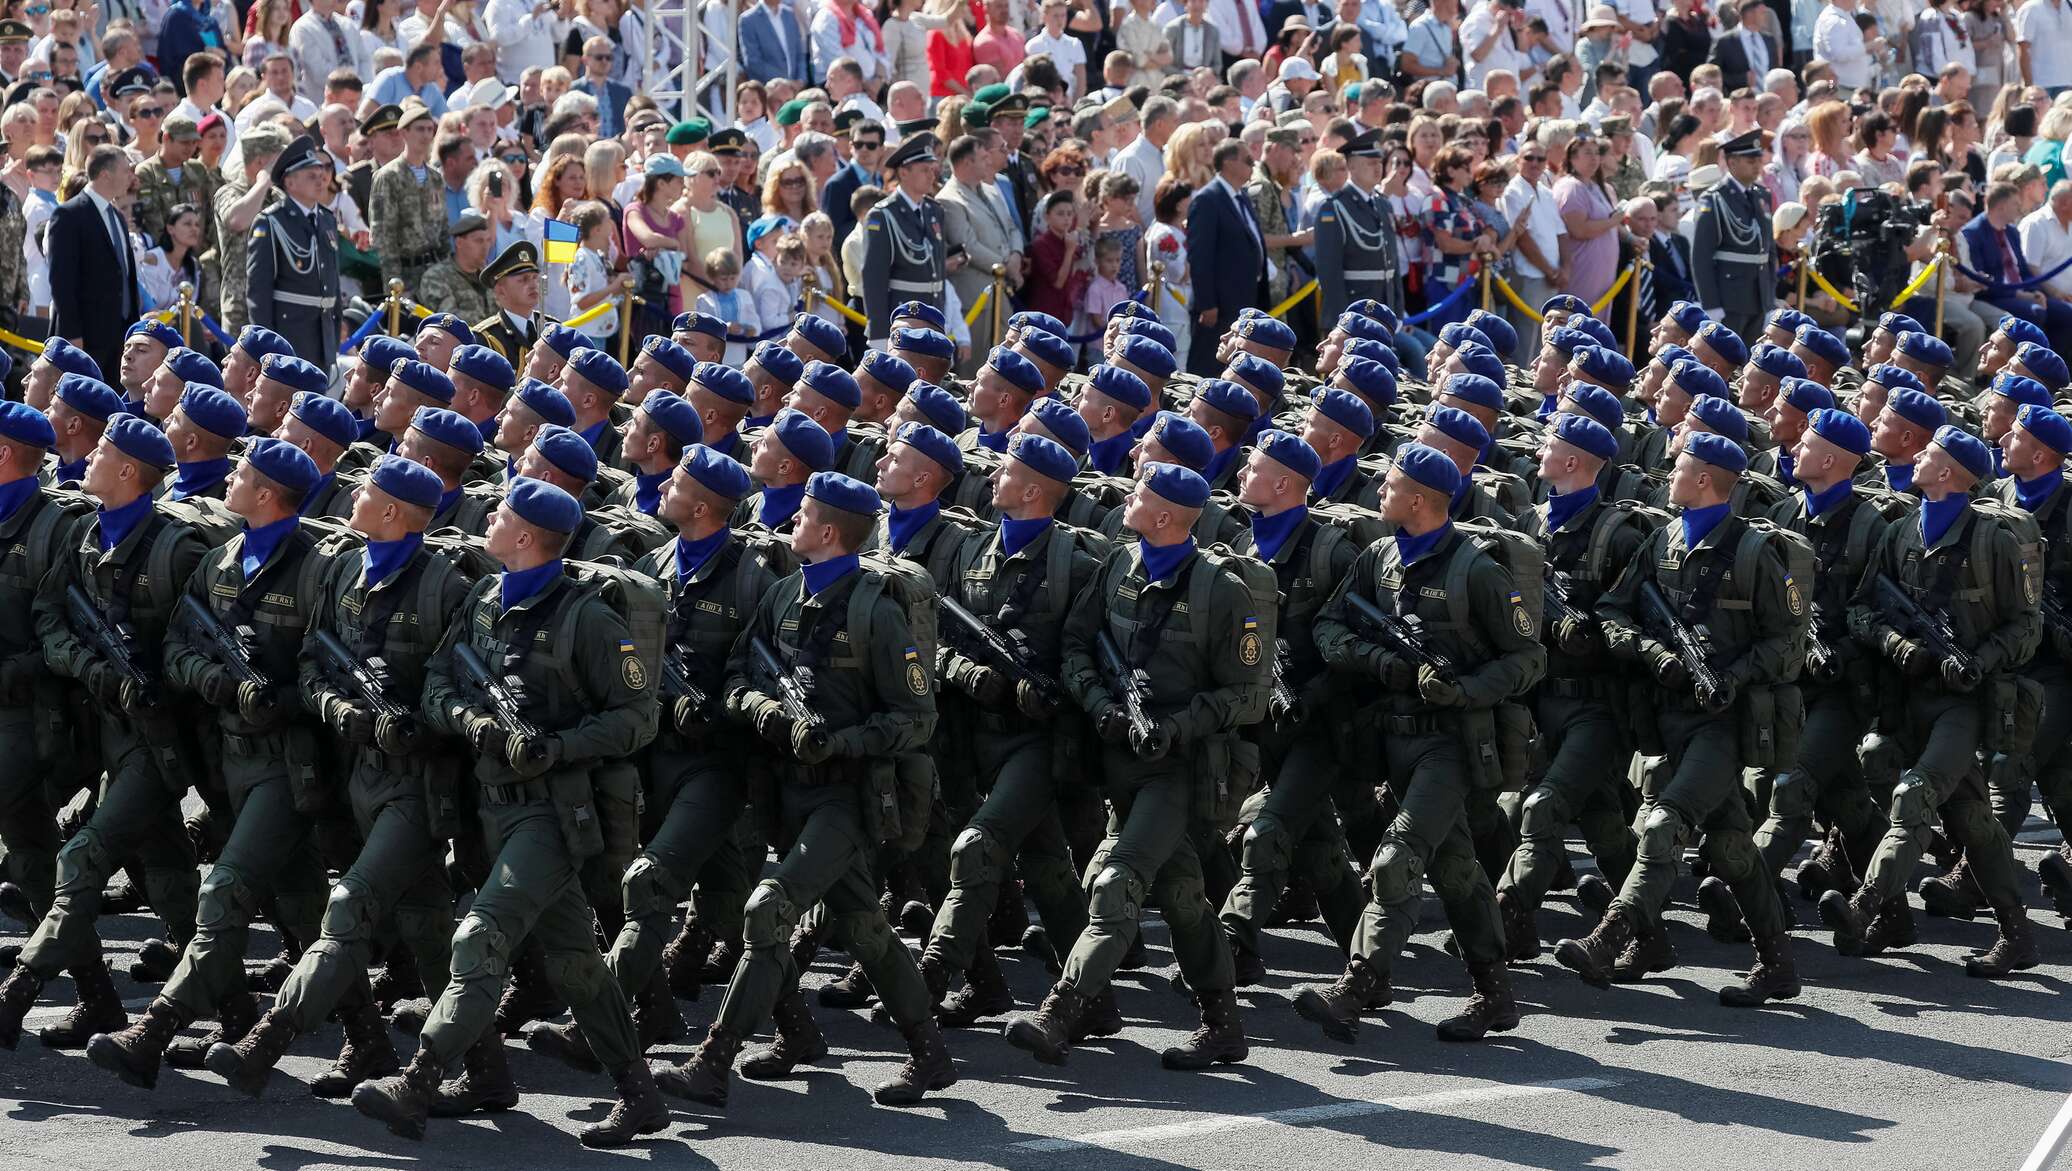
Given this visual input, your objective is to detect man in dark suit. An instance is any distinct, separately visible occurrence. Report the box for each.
[821,116,883,249]
[987,92,1040,235]
[740,0,812,85]
[1185,139,1267,376]
[1620,193,1696,324]
[1709,0,1782,93]
[571,34,633,137]
[49,143,139,382]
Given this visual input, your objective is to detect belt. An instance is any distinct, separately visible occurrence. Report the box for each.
[221,730,285,756]
[1712,251,1769,265]
[1343,270,1392,281]
[399,248,446,269]
[1544,676,1618,700]
[272,291,338,309]
[975,710,1022,733]
[1381,712,1445,736]
[480,778,550,805]
[888,279,940,293]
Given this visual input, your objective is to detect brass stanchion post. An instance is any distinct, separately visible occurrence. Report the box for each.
[1794,253,1809,312]
[1148,260,1166,327]
[176,281,195,348]
[386,278,404,336]
[618,277,639,366]
[1626,254,1649,362]
[987,263,1006,350]
[1479,254,1492,312]
[1933,238,1950,339]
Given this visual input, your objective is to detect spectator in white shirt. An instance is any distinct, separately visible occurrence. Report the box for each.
[235,52,319,132]
[1462,0,1532,88]
[1208,0,1267,61]
[812,0,892,90]
[1499,141,1566,359]
[1815,0,1874,92]
[2017,0,2072,92]
[289,0,371,103]
[1401,0,1462,81]
[481,0,564,83]
[2020,179,2072,298]
[1025,0,1087,99]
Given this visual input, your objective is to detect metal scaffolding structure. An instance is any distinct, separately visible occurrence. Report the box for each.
[643,0,739,123]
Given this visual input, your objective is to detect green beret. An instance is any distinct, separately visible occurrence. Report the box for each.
[776,99,808,127]
[667,118,711,146]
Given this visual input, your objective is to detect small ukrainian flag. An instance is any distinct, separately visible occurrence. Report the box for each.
[544,217,581,265]
[1243,616,1258,630]
[618,639,636,653]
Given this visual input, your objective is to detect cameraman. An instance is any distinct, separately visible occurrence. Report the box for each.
[1960,179,2072,357]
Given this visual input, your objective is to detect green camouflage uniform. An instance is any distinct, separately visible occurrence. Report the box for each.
[369,158,450,288]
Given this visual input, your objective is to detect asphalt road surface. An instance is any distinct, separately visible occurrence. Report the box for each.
[1,831,2067,1171]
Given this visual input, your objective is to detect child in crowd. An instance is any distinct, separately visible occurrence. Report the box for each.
[694,247,764,365]
[1145,176,1193,370]
[1083,235,1131,352]
[800,210,847,329]
[562,200,619,343]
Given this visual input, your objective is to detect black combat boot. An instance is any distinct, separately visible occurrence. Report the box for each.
[662,918,712,1000]
[203,1007,300,1097]
[1608,922,1678,984]
[1795,826,1854,903]
[1818,886,1880,956]
[0,964,45,1048]
[1719,931,1800,1007]
[1003,978,1089,1064]
[653,1023,742,1108]
[1965,907,2041,978]
[1553,905,1637,988]
[1160,989,1248,1069]
[310,1000,400,1097]
[428,1031,519,1116]
[699,936,744,984]
[85,999,189,1089]
[1292,957,1385,1043]
[1436,961,1521,1041]
[1231,941,1268,986]
[917,950,950,1008]
[1071,987,1124,1041]
[0,881,34,927]
[389,998,432,1034]
[494,938,564,1034]
[1696,875,1752,943]
[1273,874,1321,924]
[937,946,1013,1027]
[1866,898,1917,950]
[1918,856,1985,920]
[1116,931,1149,970]
[351,1045,445,1140]
[579,1061,672,1148]
[245,947,297,993]
[370,953,423,1010]
[874,1017,957,1105]
[1021,924,1062,975]
[818,960,876,1008]
[37,959,125,1049]
[1573,872,1614,915]
[2041,844,2072,922]
[128,938,179,983]
[634,967,683,1048]
[988,878,1027,949]
[165,987,257,1069]
[527,1018,603,1073]
[1496,888,1540,962]
[738,988,828,1079]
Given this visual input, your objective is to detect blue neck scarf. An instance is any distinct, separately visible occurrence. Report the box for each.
[802,552,860,596]
[887,501,939,554]
[1086,431,1133,475]
[53,456,86,485]
[436,484,462,520]
[1922,493,1970,547]
[364,533,423,588]
[2016,468,2063,514]
[634,468,670,515]
[171,457,231,500]
[1310,455,1356,501]
[745,412,776,431]
[499,558,564,609]
[355,416,380,442]
[1249,504,1307,563]
[1536,393,1558,420]
[578,418,610,452]
[1395,521,1452,566]
[1777,452,1797,486]
[1887,462,1916,493]
[1681,501,1731,548]
[673,529,729,585]
[758,482,805,530]
[1138,536,1196,584]
[0,475,39,524]
[476,416,498,444]
[976,426,1010,453]
[1546,485,1598,533]
[1202,443,1239,486]
[298,471,334,515]
[239,516,299,581]
[97,494,152,551]
[1000,515,1051,557]
[710,430,742,459]
[1802,478,1854,518]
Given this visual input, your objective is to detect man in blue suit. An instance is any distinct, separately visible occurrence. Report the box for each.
[741,0,813,86]
[571,34,633,137]
[1964,180,2072,357]
[1185,139,1268,376]
[820,115,884,248]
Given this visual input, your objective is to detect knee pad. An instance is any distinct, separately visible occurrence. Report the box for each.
[619,855,677,921]
[319,877,377,943]
[1087,864,1144,926]
[448,912,508,982]
[1239,815,1293,875]
[51,826,109,895]
[1151,865,1207,928]
[1637,804,1686,863]
[542,948,611,1004]
[1368,841,1424,905]
[195,863,258,930]
[1517,787,1569,839]
[948,825,1009,889]
[742,879,796,949]
[1889,773,1937,830]
[1767,769,1814,822]
[836,910,895,963]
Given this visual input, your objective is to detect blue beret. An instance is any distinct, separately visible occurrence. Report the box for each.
[1196,378,1260,420]
[1668,358,1727,401]
[1464,309,1517,356]
[804,469,880,515]
[56,373,123,421]
[1885,385,1945,431]
[1009,431,1078,483]
[1338,356,1398,405]
[1395,442,1461,497]
[539,322,588,360]
[243,435,319,494]
[290,391,358,448]
[568,348,629,397]
[1118,333,1177,379]
[1767,307,1814,335]
[411,405,485,455]
[1545,325,1596,357]
[516,377,576,426]
[791,313,847,360]
[1256,428,1320,480]
[1655,343,1695,370]
[180,384,247,439]
[894,300,947,330]
[1227,351,1284,399]
[1566,315,1618,351]
[1237,314,1296,351]
[0,399,54,448]
[1779,377,1836,415]
[371,452,444,508]
[1562,382,1624,431]
[1336,312,1393,344]
[2016,341,2070,391]
[1687,394,1749,444]
[1439,372,1505,413]
[1147,411,1212,471]
[1896,331,1953,370]
[105,413,174,470]
[1866,363,1925,397]
[800,360,860,410]
[988,346,1044,395]
[1427,403,1490,450]
[1748,343,1807,381]
[1009,311,1068,339]
[905,382,967,436]
[1142,461,1209,509]
[1349,299,1399,333]
[360,335,416,375]
[416,312,474,346]
[532,423,599,483]
[391,358,455,404]
[681,443,754,499]
[1340,337,1396,368]
[236,325,293,363]
[2017,403,2072,456]
[641,335,697,384]
[1448,341,1506,387]
[1808,407,1871,456]
[261,353,327,396]
[859,350,917,396]
[1314,387,1376,439]
[165,347,221,389]
[1696,321,1748,367]
[1933,424,1992,482]
[892,326,955,361]
[1116,316,1179,354]
[673,312,729,341]
[1684,430,1747,474]
[895,421,963,475]
[692,362,754,405]
[1997,314,2052,350]
[42,338,102,381]
[1792,324,1849,369]
[770,408,835,470]
[1029,396,1091,455]
[1088,364,1151,411]
[1553,412,1618,461]
[640,387,705,447]
[1017,328,1074,373]
[505,475,581,533]
[127,319,182,348]
[1541,294,1591,317]
[1571,344,1636,390]
[1993,372,2053,411]
[1107,299,1155,323]
[1877,311,1925,337]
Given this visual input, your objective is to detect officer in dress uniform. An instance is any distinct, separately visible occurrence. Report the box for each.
[248,136,341,372]
[862,134,947,349]
[1314,128,1401,322]
[1691,129,1775,346]
[473,241,545,374]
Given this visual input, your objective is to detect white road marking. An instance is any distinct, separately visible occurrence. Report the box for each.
[1010,1075,1626,1153]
